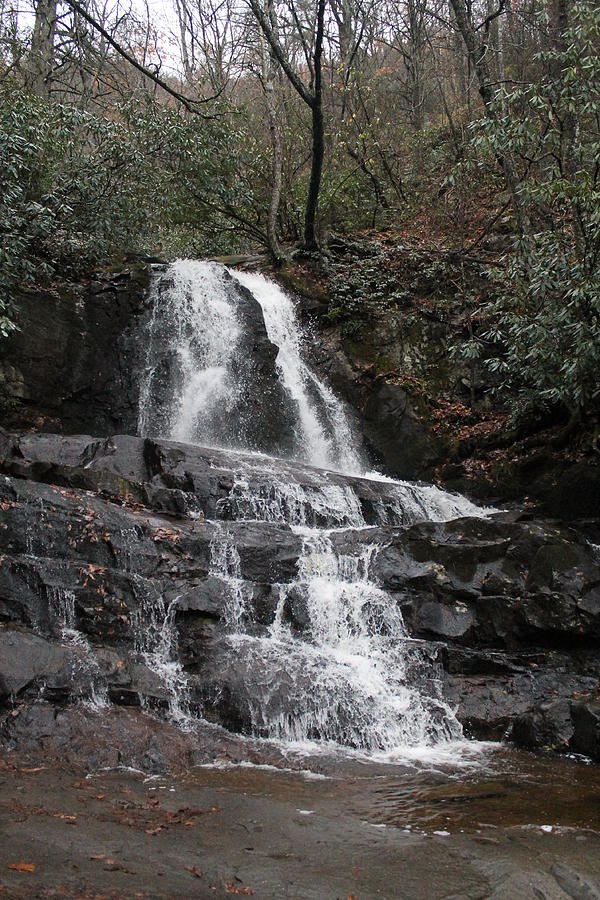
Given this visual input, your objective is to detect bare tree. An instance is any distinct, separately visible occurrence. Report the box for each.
[26,0,58,96]
[248,0,326,250]
[448,0,530,232]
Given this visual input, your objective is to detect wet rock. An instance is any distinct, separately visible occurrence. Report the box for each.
[0,266,151,435]
[550,863,600,900]
[0,427,599,760]
[509,699,574,753]
[362,381,445,480]
[374,517,600,651]
[446,665,599,744]
[169,577,228,618]
[0,702,201,772]
[404,599,475,640]
[282,586,311,633]
[571,698,600,761]
[0,630,77,699]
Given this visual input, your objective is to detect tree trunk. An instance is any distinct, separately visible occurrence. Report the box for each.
[260,27,284,262]
[304,102,324,250]
[26,0,57,98]
[303,0,326,251]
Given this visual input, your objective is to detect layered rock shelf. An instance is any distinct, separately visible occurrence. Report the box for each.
[1,429,598,763]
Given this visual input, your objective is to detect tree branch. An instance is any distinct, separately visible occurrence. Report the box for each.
[63,0,222,114]
[246,0,314,106]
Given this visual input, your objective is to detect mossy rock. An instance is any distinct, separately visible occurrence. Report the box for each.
[278,264,329,305]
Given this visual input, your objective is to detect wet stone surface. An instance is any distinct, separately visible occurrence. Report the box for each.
[0,428,599,760]
[1,731,600,899]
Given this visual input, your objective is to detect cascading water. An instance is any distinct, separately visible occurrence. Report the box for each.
[138,261,242,447]
[135,259,492,758]
[232,269,363,473]
[138,260,364,471]
[214,528,461,751]
[47,586,108,708]
[130,576,191,725]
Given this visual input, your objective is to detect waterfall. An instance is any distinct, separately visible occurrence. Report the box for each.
[138,260,364,471]
[47,586,108,708]
[135,259,492,758]
[210,527,461,751]
[131,576,191,726]
[232,269,363,473]
[138,261,242,447]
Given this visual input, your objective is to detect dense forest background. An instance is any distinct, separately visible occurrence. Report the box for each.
[1,0,599,442]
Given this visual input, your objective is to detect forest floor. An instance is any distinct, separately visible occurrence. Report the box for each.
[1,750,600,899]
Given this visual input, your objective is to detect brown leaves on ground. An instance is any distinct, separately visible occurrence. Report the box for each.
[51,486,81,501]
[185,865,203,878]
[79,562,107,584]
[53,812,77,824]
[225,882,254,895]
[152,526,182,544]
[109,797,219,836]
[8,862,36,873]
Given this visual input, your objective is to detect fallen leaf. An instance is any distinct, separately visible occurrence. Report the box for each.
[104,862,135,873]
[8,862,35,873]
[185,865,203,878]
[225,884,254,895]
[54,813,77,823]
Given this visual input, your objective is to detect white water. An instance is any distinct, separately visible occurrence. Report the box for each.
[232,269,362,473]
[47,586,108,708]
[225,466,488,528]
[209,526,462,752]
[130,576,191,726]
[138,260,241,445]
[138,260,364,471]
[134,259,493,761]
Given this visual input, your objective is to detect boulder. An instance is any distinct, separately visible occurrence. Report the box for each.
[571,697,600,761]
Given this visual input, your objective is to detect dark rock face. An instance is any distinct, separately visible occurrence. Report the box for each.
[361,380,445,479]
[227,277,297,454]
[305,328,447,481]
[0,266,152,435]
[543,464,600,520]
[0,429,599,763]
[372,517,600,649]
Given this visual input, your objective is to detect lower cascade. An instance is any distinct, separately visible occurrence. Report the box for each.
[132,260,490,756]
[212,526,461,751]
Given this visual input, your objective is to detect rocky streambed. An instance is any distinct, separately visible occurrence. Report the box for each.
[2,749,600,899]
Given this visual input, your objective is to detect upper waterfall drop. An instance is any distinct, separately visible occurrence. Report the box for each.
[138,260,242,447]
[231,269,363,474]
[138,259,365,472]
